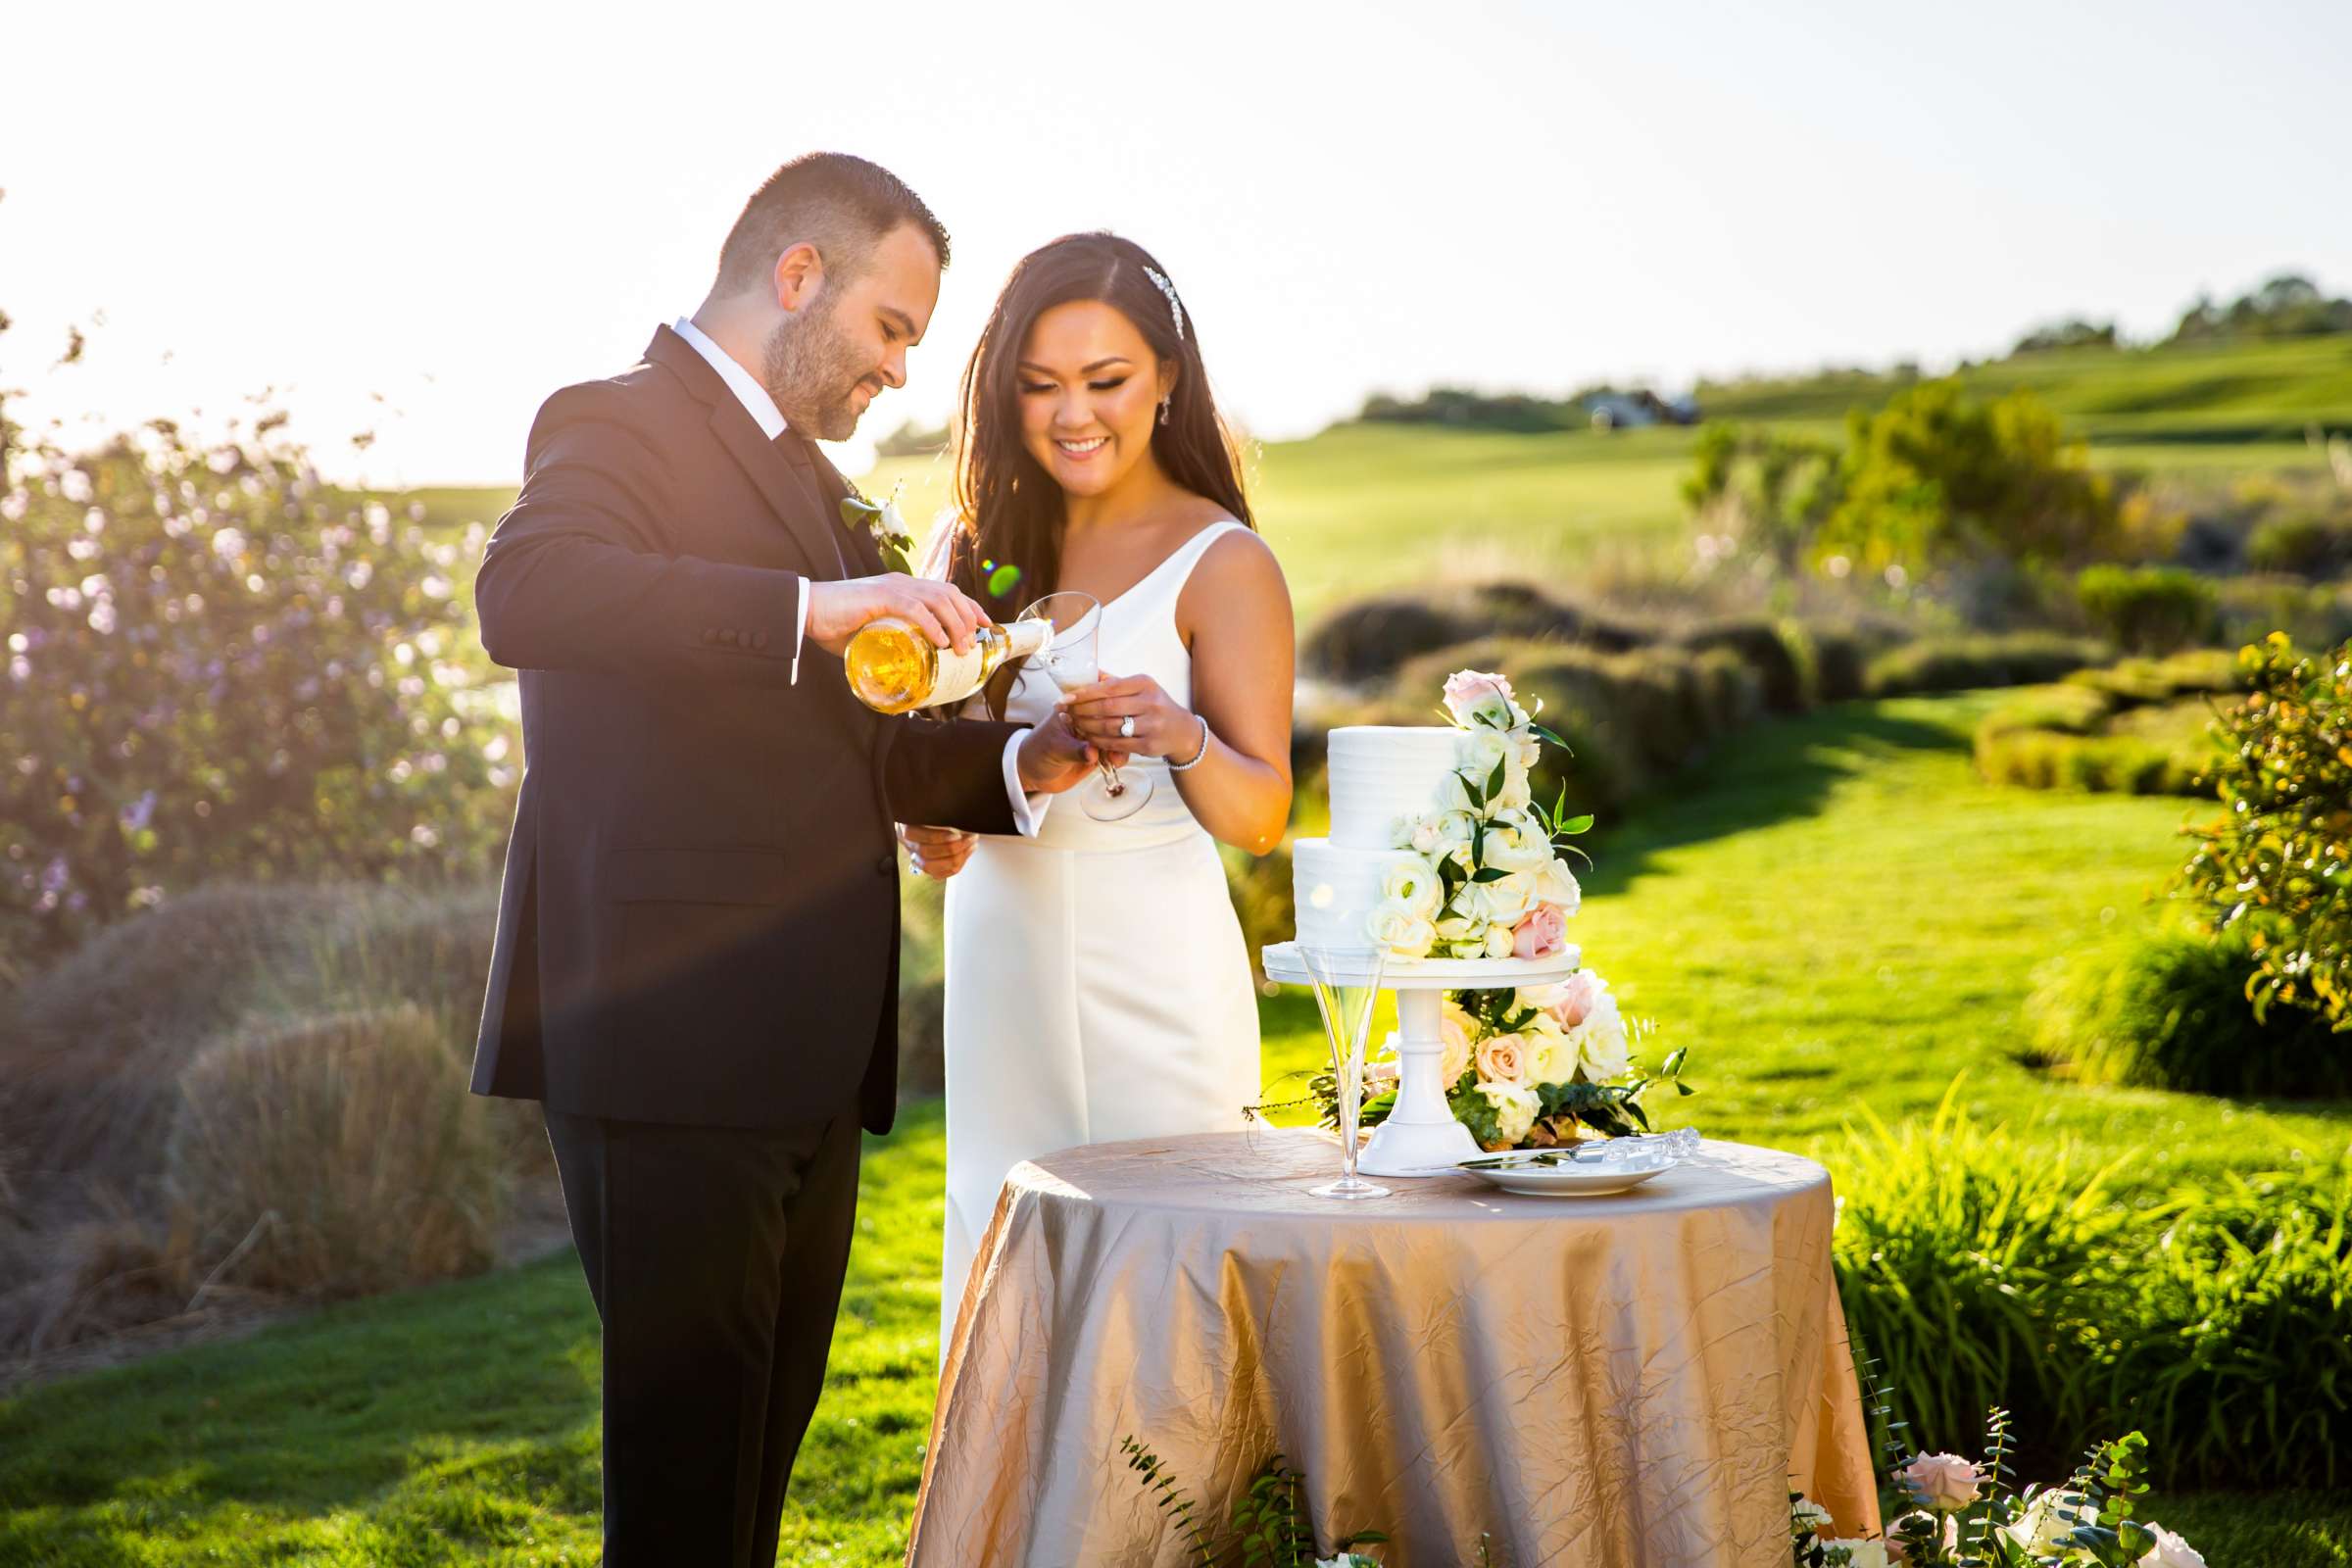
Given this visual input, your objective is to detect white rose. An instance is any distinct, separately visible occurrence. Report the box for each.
[1482,923,1517,958]
[1790,1497,1832,1537]
[2005,1488,2096,1555]
[1493,760,1534,813]
[1823,1543,1887,1568]
[1514,729,1544,770]
[1570,1010,1631,1082]
[1379,853,1444,918]
[1482,808,1554,873]
[1531,856,1583,915]
[1469,870,1537,927]
[1432,809,1478,854]
[2138,1525,2206,1568]
[1475,1080,1541,1145]
[1456,725,1509,783]
[1405,813,1443,855]
[1366,898,1437,959]
[1518,1012,1574,1086]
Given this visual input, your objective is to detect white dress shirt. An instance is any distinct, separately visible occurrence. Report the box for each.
[669,316,1047,837]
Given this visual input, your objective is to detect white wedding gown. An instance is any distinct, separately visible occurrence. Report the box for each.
[938,519,1261,1351]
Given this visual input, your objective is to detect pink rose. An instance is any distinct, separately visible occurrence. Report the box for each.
[1474,1035,1526,1084]
[1899,1452,1984,1513]
[1542,968,1606,1029]
[1441,668,1517,726]
[1511,903,1567,959]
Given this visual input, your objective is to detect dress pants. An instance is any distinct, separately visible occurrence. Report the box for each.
[544,1105,861,1567]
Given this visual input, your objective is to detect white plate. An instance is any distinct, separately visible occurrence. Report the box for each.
[1456,1135,1692,1198]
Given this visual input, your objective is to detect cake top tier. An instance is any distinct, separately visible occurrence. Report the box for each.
[1326,725,1464,850]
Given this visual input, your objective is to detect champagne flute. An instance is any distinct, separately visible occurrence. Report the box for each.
[1016,592,1153,822]
[1301,944,1390,1200]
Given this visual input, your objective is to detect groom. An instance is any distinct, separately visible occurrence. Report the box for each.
[469,153,1094,1566]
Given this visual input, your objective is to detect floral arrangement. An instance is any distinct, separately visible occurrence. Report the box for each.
[840,482,915,575]
[1366,670,1590,962]
[1790,1409,2207,1567]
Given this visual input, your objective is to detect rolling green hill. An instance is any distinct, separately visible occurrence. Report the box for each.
[402,334,2350,620]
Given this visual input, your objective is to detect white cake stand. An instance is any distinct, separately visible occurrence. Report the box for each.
[1260,940,1583,1177]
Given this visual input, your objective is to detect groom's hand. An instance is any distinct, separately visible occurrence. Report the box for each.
[1015,710,1111,796]
[806,574,989,658]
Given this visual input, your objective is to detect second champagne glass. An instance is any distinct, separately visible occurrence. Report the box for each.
[1016,591,1153,822]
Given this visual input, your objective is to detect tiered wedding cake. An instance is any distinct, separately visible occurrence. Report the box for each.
[1293,727,1469,951]
[1288,671,1584,965]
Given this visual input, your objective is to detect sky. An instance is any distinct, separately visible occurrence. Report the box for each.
[3,0,2348,486]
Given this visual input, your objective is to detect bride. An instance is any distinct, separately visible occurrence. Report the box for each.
[903,232,1294,1351]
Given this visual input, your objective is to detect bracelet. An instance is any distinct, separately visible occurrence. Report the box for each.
[1167,714,1212,771]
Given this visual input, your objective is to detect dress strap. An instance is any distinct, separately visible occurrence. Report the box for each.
[1125,518,1247,611]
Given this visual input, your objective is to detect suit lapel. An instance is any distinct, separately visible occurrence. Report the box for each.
[645,326,845,581]
[799,437,887,575]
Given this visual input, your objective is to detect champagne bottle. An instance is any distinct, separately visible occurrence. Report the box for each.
[845,615,1054,713]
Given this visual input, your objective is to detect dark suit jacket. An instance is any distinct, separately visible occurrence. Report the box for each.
[469,325,1021,1135]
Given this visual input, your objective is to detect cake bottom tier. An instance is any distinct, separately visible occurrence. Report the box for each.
[1291,837,1416,951]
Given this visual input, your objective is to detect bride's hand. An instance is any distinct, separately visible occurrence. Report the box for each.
[898,823,976,880]
[1059,673,1201,760]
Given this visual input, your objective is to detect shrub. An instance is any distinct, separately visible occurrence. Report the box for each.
[1863,633,2110,697]
[1974,689,2214,798]
[2075,564,2219,655]
[1672,616,1807,712]
[1788,621,1871,704]
[2107,1168,2352,1489]
[1817,380,2120,574]
[0,415,518,964]
[2246,509,2352,577]
[1298,598,1477,683]
[1833,1090,2131,1461]
[2027,927,2352,1097]
[2177,634,2352,1030]
[167,1005,498,1298]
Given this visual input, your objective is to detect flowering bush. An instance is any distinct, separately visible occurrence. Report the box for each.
[2175,633,2352,1031]
[0,414,517,960]
[1791,1418,2209,1567]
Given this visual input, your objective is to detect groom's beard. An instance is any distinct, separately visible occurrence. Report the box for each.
[761,300,877,442]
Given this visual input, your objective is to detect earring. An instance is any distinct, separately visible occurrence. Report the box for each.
[1158,395,1172,426]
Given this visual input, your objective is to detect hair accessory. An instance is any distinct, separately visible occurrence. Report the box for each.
[1141,266,1185,342]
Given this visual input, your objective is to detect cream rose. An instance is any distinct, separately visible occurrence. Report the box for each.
[1518,1012,1574,1086]
[1469,870,1537,928]
[1379,852,1444,918]
[2138,1525,2205,1568]
[1481,923,1517,958]
[1493,760,1534,813]
[1456,725,1510,784]
[1405,813,1444,855]
[1899,1452,1983,1513]
[1474,1033,1528,1084]
[1531,856,1583,914]
[1570,1009,1631,1082]
[1439,1001,1477,1085]
[1482,807,1554,873]
[2003,1488,2095,1553]
[1366,898,1437,959]
[1824,1543,1888,1568]
[1475,1080,1541,1145]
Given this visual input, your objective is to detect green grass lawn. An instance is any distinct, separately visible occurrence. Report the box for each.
[5,692,2348,1565]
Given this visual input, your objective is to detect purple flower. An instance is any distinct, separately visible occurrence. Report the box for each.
[40,856,69,896]
[121,790,157,832]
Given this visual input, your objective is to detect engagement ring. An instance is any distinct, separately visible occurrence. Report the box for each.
[1119,715,1137,739]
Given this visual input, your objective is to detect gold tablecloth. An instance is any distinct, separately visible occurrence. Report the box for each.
[907,1129,1880,1567]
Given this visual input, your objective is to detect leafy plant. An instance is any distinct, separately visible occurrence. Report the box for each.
[1117,1441,1393,1566]
[2074,565,2217,656]
[2176,633,2352,1030]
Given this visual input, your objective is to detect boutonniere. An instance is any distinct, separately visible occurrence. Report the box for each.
[840,483,916,575]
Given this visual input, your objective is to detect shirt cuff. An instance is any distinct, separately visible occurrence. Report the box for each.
[1002,729,1049,837]
[790,576,809,685]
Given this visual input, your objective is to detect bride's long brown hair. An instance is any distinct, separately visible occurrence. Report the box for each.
[943,233,1254,641]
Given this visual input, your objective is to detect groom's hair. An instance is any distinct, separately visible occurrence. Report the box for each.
[714,153,951,294]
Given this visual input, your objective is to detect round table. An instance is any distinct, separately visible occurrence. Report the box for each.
[906,1128,1881,1568]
